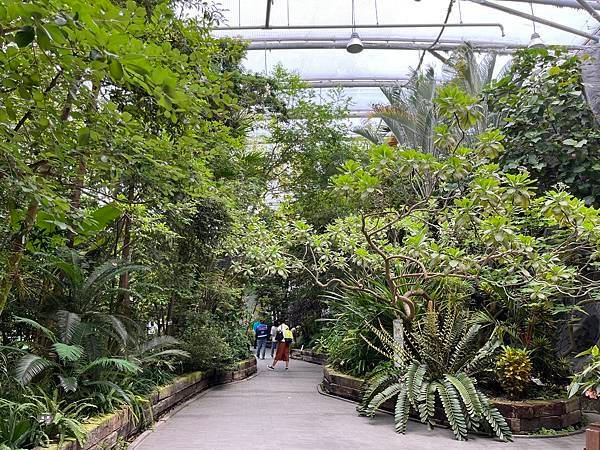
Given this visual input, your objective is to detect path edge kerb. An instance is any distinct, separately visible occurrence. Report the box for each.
[37,357,257,450]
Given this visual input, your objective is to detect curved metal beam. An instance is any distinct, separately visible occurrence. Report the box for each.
[497,0,600,8]
[575,0,600,21]
[245,40,587,53]
[215,22,506,36]
[467,0,600,41]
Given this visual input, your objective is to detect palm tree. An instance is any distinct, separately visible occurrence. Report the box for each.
[354,44,498,152]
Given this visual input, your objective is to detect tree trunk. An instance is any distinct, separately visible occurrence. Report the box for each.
[0,200,39,315]
[118,184,135,313]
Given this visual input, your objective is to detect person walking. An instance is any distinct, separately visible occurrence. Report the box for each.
[268,321,294,371]
[252,319,260,349]
[269,320,279,357]
[255,319,269,359]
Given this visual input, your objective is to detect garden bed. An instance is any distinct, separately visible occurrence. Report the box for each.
[290,348,327,365]
[321,366,582,435]
[38,358,257,450]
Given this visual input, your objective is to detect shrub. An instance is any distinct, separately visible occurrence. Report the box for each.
[496,347,532,399]
[180,314,250,372]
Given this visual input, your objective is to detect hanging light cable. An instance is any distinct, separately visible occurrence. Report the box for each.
[528,2,545,48]
[347,0,364,53]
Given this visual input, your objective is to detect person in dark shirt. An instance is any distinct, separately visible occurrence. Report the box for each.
[255,319,269,359]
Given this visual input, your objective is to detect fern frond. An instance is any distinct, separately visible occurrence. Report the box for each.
[444,374,481,426]
[365,382,404,417]
[14,317,56,343]
[52,343,84,362]
[417,381,437,428]
[449,324,481,371]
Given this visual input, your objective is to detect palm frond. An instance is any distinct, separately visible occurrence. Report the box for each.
[56,310,81,344]
[15,354,55,385]
[80,357,141,374]
[14,317,56,343]
[52,343,84,362]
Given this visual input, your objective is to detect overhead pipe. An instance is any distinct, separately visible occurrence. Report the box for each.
[215,22,506,36]
[496,0,600,8]
[466,0,600,41]
[245,40,587,53]
[575,0,600,21]
[241,35,586,50]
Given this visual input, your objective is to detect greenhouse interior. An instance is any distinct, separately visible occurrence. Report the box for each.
[2,0,600,449]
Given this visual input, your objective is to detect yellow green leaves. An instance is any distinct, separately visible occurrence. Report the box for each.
[496,346,532,399]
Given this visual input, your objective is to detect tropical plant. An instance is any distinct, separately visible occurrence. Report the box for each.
[13,310,187,410]
[0,390,88,449]
[495,347,532,399]
[358,308,511,441]
[569,345,600,399]
[487,48,600,205]
[355,43,497,151]
[316,284,406,376]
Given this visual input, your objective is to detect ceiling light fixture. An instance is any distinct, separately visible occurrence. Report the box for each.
[347,0,364,53]
[527,2,546,48]
[528,31,545,48]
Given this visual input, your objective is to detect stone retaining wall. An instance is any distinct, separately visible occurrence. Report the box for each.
[40,358,257,450]
[321,366,582,434]
[290,348,327,365]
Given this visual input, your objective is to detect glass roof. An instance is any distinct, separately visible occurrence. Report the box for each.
[210,0,599,115]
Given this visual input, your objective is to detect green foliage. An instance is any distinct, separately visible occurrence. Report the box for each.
[569,345,600,399]
[0,391,88,449]
[487,48,600,205]
[315,285,404,376]
[12,310,187,415]
[180,313,250,373]
[495,347,532,399]
[359,308,511,441]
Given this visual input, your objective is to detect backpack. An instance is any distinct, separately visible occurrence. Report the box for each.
[283,327,293,344]
[275,329,284,342]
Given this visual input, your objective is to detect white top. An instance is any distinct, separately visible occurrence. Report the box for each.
[270,325,278,342]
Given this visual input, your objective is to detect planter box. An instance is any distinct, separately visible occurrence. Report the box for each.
[321,366,582,434]
[290,348,327,365]
[492,397,582,433]
[38,357,257,450]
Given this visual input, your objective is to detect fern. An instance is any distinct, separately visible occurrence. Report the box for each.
[445,374,480,428]
[56,310,81,344]
[52,343,84,362]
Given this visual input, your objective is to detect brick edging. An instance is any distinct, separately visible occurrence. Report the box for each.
[289,348,327,365]
[39,357,257,450]
[321,365,582,434]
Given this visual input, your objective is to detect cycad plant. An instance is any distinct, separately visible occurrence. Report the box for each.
[358,308,511,441]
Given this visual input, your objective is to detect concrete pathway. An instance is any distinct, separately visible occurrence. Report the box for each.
[132,357,586,450]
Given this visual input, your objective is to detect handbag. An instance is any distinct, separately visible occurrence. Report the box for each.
[275,330,284,341]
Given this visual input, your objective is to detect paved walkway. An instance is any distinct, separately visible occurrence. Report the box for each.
[132,357,586,450]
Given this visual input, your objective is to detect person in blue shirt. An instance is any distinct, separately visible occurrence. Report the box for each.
[252,320,260,349]
[255,319,269,359]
